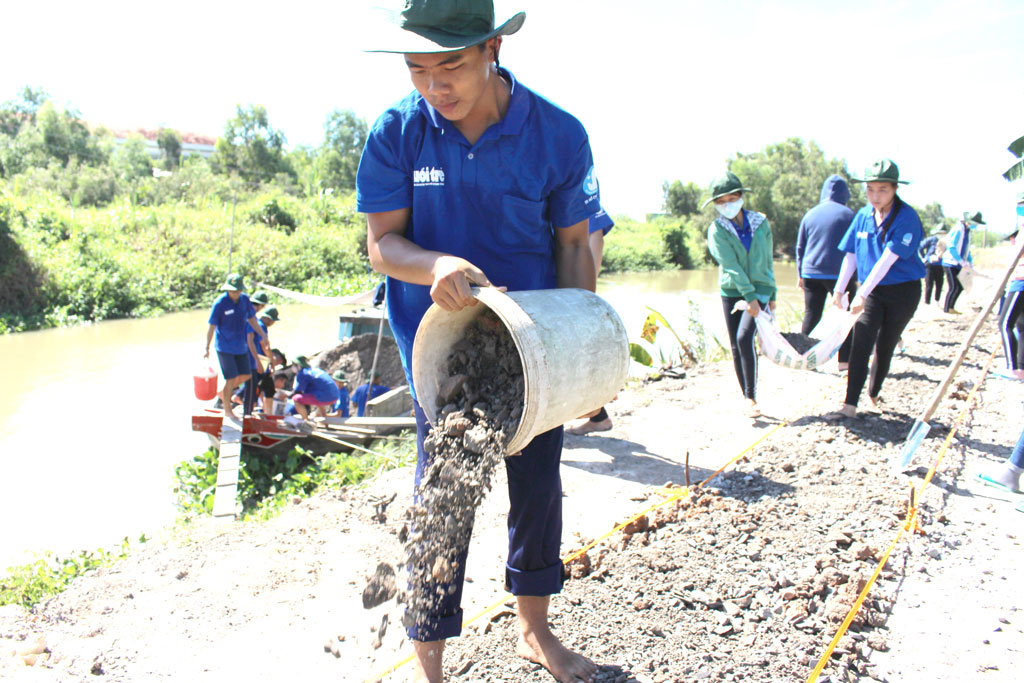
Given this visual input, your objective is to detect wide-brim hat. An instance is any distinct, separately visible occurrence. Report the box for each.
[260,306,279,322]
[220,273,245,292]
[294,355,310,369]
[851,159,909,185]
[365,0,525,53]
[701,171,751,209]
[963,211,986,225]
[332,370,347,383]
[251,289,270,305]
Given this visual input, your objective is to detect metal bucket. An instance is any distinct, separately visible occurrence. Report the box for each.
[412,287,628,454]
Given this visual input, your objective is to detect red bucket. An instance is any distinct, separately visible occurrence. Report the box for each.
[194,362,219,401]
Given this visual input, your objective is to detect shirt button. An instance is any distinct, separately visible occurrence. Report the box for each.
[467,153,474,160]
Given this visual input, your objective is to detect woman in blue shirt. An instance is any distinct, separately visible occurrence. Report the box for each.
[940,212,983,314]
[828,160,925,419]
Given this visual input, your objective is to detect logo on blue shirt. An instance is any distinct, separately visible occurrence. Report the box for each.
[583,166,599,196]
[901,233,912,246]
[413,166,445,187]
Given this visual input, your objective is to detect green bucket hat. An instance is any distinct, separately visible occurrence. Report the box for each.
[294,355,310,369]
[259,306,279,322]
[852,159,909,185]
[332,370,347,383]
[701,172,751,209]
[220,273,246,292]
[251,289,270,305]
[365,0,525,53]
[962,211,986,226]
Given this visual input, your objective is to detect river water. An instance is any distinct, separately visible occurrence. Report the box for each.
[0,264,799,569]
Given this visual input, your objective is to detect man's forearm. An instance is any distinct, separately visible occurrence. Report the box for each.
[556,240,596,291]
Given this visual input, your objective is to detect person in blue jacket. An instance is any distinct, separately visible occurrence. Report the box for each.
[941,211,983,314]
[918,231,947,305]
[795,175,857,370]
[330,371,351,417]
[289,355,340,420]
[204,273,269,419]
[351,373,391,417]
[828,160,925,419]
[355,2,600,680]
[568,208,615,435]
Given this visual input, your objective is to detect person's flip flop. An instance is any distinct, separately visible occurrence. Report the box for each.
[976,472,1021,494]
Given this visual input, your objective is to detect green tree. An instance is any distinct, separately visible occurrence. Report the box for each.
[0,86,50,137]
[318,109,368,191]
[662,180,703,216]
[212,104,292,183]
[917,202,953,233]
[112,135,153,182]
[156,128,182,169]
[727,138,862,256]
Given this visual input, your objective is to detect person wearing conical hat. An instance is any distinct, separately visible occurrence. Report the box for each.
[204,273,270,419]
[828,160,925,420]
[705,171,777,419]
[940,211,984,314]
[356,1,602,680]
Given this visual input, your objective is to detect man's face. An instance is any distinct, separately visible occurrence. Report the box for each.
[866,182,897,211]
[227,290,241,302]
[404,40,494,122]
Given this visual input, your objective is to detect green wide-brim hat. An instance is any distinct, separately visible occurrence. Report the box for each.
[220,273,246,292]
[294,355,310,368]
[260,306,279,322]
[851,159,909,185]
[365,0,525,53]
[963,211,986,225]
[332,370,347,382]
[701,172,752,209]
[251,289,270,305]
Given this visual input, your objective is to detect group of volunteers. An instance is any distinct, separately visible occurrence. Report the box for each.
[705,159,986,422]
[200,1,1020,681]
[203,273,391,421]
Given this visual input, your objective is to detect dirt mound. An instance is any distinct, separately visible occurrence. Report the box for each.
[310,333,405,388]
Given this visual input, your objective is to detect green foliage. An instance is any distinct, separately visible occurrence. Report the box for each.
[662,180,704,217]
[1,535,146,609]
[629,301,727,370]
[252,196,298,233]
[319,109,368,191]
[212,104,293,183]
[156,128,182,169]
[601,215,671,272]
[1005,134,1024,182]
[174,437,416,521]
[916,201,954,233]
[112,135,153,183]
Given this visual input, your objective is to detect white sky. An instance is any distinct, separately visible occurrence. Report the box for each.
[3,0,1023,229]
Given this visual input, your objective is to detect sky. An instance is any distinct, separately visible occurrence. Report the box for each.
[3,0,1023,230]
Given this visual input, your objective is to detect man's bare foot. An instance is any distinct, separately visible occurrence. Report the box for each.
[824,404,858,421]
[566,418,612,435]
[517,629,597,683]
[410,640,444,683]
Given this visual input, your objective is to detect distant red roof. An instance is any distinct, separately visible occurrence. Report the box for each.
[109,126,217,146]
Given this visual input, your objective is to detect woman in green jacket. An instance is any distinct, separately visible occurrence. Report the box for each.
[705,172,777,418]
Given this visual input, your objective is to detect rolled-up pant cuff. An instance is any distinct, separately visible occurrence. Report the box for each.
[407,607,465,642]
[506,561,564,596]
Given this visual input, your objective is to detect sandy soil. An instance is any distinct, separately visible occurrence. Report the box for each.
[2,277,1022,682]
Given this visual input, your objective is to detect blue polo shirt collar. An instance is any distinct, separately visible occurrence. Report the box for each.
[417,68,528,144]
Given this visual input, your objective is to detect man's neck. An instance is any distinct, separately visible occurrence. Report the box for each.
[453,69,510,145]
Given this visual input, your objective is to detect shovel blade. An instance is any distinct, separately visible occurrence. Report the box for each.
[897,420,931,469]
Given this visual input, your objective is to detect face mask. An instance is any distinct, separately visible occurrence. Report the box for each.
[1016,205,1024,217]
[715,198,744,220]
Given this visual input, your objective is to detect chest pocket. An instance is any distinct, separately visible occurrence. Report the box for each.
[499,195,551,254]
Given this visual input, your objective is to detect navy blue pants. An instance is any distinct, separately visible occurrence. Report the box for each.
[407,402,565,641]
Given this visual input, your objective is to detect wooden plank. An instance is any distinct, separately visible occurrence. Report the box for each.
[367,385,413,418]
[322,416,417,429]
[212,415,244,520]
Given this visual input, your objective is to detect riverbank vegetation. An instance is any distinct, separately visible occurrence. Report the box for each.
[0,87,973,333]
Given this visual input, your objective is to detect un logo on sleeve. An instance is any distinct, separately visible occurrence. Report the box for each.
[583,166,599,196]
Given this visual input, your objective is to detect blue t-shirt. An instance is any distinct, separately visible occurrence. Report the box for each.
[334,387,350,417]
[838,200,926,286]
[293,367,340,404]
[351,383,391,417]
[208,293,256,355]
[356,68,600,390]
[589,207,614,235]
[247,319,269,370]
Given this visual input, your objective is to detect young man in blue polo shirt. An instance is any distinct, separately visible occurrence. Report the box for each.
[204,273,269,420]
[357,3,599,681]
[350,373,390,417]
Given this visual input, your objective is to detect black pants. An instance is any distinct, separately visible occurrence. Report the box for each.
[722,296,759,400]
[943,266,963,312]
[801,278,857,364]
[845,280,921,407]
[1000,289,1024,370]
[924,264,944,304]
